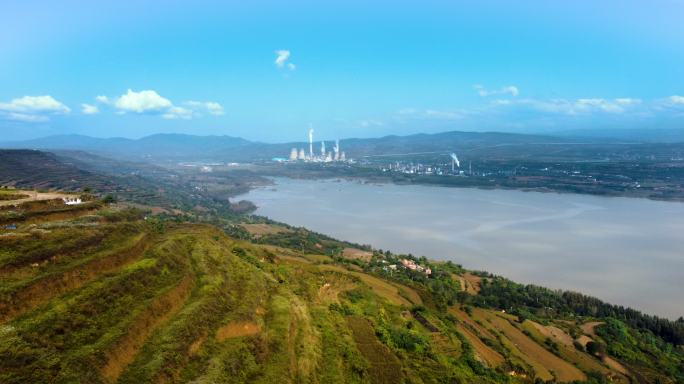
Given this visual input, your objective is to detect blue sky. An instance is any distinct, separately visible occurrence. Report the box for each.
[1,0,684,142]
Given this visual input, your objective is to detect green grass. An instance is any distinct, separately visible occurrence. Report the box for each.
[1,205,677,384]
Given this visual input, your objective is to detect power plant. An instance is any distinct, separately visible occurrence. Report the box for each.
[283,128,352,163]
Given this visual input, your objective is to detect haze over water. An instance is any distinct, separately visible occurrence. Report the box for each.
[238,178,684,319]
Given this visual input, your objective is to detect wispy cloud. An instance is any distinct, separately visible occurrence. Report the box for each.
[81,104,99,114]
[394,109,466,121]
[476,85,519,97]
[183,101,225,116]
[275,50,295,70]
[358,119,384,127]
[492,98,635,115]
[1,113,50,123]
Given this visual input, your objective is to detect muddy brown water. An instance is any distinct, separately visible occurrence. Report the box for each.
[238,178,684,319]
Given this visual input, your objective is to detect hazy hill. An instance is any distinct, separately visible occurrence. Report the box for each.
[548,128,684,143]
[0,134,252,160]
[1,131,611,162]
[0,149,114,191]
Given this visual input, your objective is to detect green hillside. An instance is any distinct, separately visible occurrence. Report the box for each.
[1,197,683,384]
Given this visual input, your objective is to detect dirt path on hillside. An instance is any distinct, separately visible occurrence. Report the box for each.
[0,192,74,207]
[582,322,604,336]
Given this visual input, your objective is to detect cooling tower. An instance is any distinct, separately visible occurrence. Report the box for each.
[298,149,306,160]
[340,152,346,161]
[290,148,298,160]
[326,151,332,161]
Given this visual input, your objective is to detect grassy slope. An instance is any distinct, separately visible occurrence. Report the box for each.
[0,203,671,384]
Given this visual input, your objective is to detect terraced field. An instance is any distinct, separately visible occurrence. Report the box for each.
[0,199,661,384]
[319,265,412,306]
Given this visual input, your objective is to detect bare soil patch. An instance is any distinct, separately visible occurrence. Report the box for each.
[0,191,75,207]
[492,316,584,382]
[582,322,604,336]
[242,223,292,236]
[604,356,629,375]
[577,335,593,347]
[526,322,610,376]
[463,273,489,292]
[388,281,422,304]
[341,248,373,262]
[216,321,260,342]
[318,276,357,304]
[452,274,467,292]
[457,324,504,367]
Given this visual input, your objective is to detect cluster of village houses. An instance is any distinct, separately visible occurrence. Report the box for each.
[378,258,432,275]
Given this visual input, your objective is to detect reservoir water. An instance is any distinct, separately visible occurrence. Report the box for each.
[237,178,684,319]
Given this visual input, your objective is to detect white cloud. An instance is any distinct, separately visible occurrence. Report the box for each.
[81,104,99,114]
[101,90,223,120]
[668,95,684,104]
[275,50,290,67]
[275,50,295,70]
[478,86,519,97]
[0,95,70,123]
[183,101,225,116]
[204,102,225,116]
[114,89,172,113]
[0,95,70,114]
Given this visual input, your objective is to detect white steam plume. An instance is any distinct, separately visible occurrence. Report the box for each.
[451,153,460,167]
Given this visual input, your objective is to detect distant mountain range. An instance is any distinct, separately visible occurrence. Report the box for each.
[3,129,681,162]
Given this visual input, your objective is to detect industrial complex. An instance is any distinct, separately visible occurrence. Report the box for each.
[276,128,350,163]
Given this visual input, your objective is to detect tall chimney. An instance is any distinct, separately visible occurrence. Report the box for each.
[309,128,314,159]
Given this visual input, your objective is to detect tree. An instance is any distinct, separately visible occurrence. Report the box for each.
[101,195,117,204]
[82,186,92,193]
[518,314,527,324]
